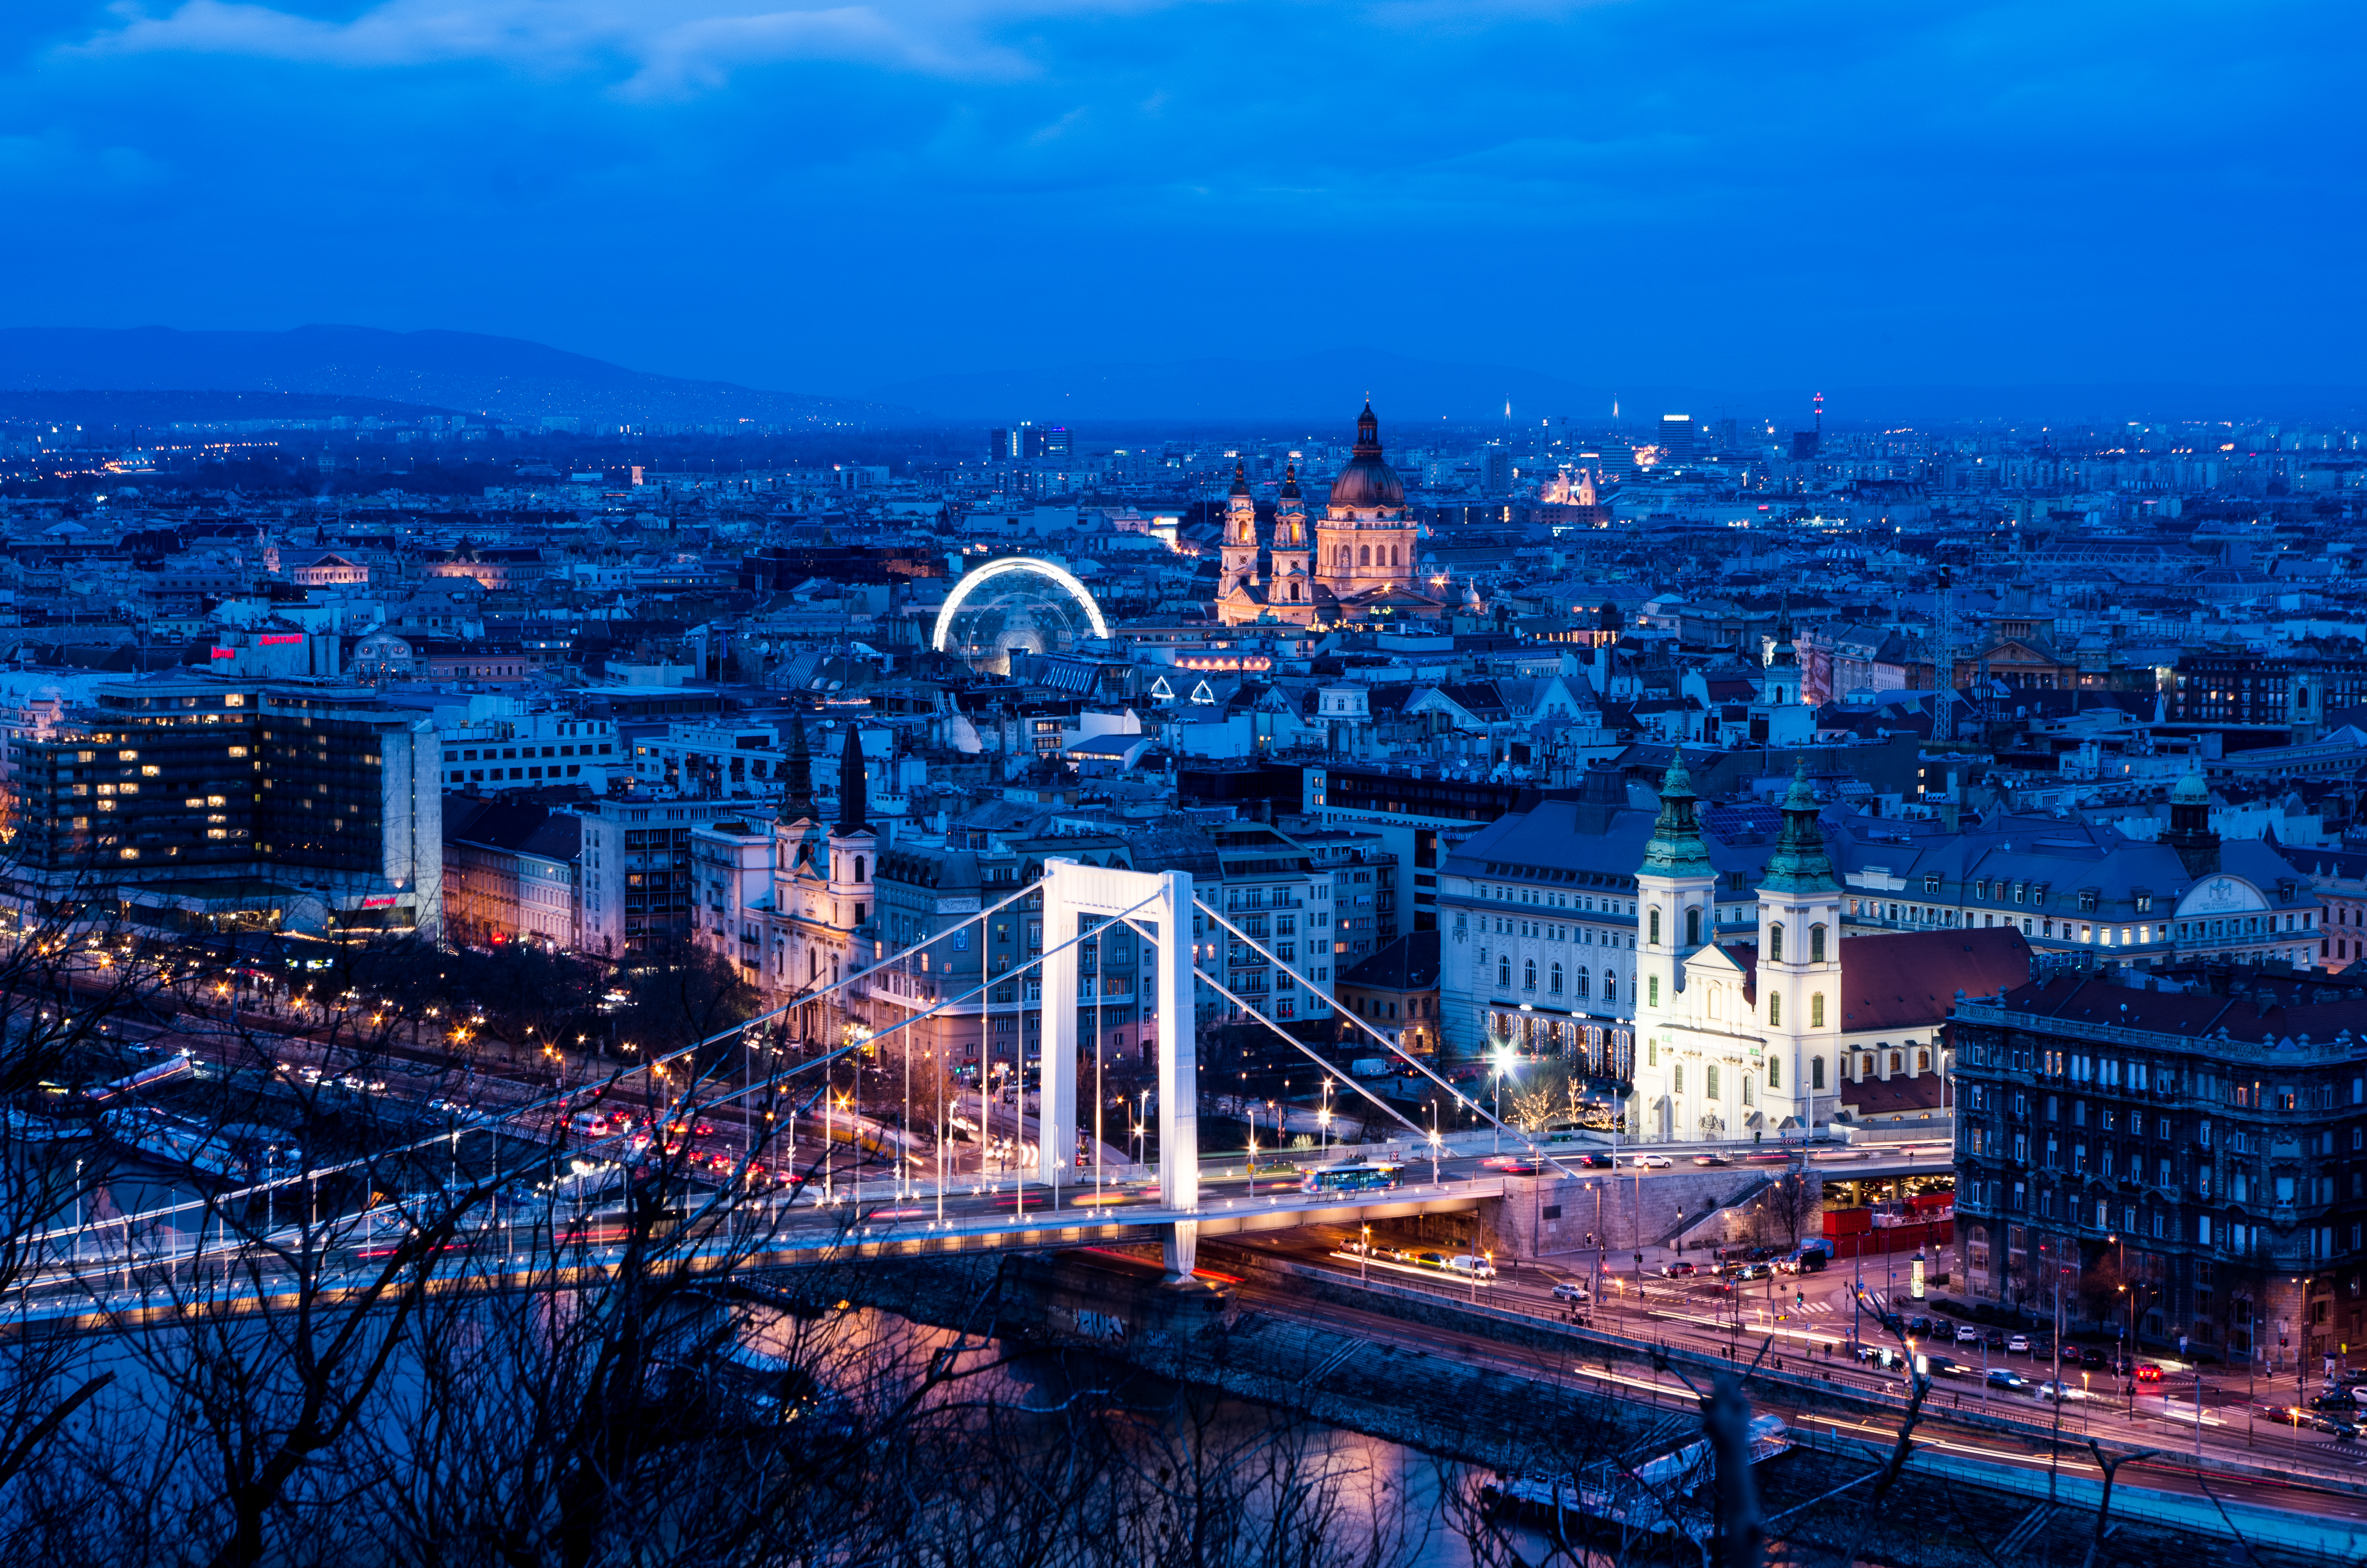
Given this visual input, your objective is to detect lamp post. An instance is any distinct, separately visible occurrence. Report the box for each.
[1491,1046,1514,1154]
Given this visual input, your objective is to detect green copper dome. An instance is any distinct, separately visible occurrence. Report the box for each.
[1759,759,1837,894]
[1640,756,1713,879]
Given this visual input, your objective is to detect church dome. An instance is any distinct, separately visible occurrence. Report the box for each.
[2171,765,2210,805]
[1327,403,1405,511]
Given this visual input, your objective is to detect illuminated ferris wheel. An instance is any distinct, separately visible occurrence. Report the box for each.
[932,556,1110,674]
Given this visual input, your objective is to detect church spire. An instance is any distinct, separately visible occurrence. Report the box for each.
[783,713,816,820]
[835,725,868,835]
[1759,760,1836,894]
[1640,756,1712,878]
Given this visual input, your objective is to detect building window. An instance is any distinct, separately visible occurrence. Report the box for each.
[1524,960,1537,992]
[1769,993,1781,1027]
[1499,958,1511,988]
[1685,907,1701,947]
[1707,1065,1721,1100]
[1809,923,1826,962]
[1769,922,1784,962]
[1811,1055,1825,1090]
[1648,975,1659,1007]
[1810,992,1825,1028]
[1673,1064,1684,1094]
[1549,962,1563,995]
[1769,1056,1781,1089]
[1649,907,1662,945]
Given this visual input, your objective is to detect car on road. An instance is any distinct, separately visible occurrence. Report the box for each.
[1497,1160,1541,1175]
[1733,1262,1773,1281]
[1691,1154,1730,1167]
[2264,1406,2356,1438]
[1447,1254,1498,1280]
[1908,1316,1934,1338]
[1632,1155,1671,1169]
[2310,1390,2361,1412]
[1579,1153,1615,1168]
[2134,1363,2165,1384]
[2031,1380,2074,1402]
[1955,1325,1982,1345]
[1551,1281,1591,1304]
[2078,1348,2107,1370]
[1413,1251,1450,1272]
[2006,1334,2031,1355]
[1661,1260,1698,1278]
[1986,1369,2028,1391]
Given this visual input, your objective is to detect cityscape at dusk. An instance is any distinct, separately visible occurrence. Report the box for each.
[0,3,2365,1567]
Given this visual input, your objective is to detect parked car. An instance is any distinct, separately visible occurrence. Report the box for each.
[1984,1330,2008,1351]
[1908,1316,1935,1338]
[1955,1325,1982,1345]
[2310,1390,2360,1412]
[2006,1334,2031,1355]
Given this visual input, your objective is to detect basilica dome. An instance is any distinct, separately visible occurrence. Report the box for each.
[1327,403,1406,511]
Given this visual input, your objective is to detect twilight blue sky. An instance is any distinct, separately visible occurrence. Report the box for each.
[2,0,2362,401]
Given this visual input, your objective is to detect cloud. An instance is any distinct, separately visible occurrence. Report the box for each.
[72,0,1063,88]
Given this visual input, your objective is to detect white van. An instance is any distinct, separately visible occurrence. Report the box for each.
[1447,1254,1498,1280]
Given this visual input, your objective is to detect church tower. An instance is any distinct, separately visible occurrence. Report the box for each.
[826,724,878,938]
[1220,461,1259,598]
[1631,757,1718,1141]
[1269,462,1311,608]
[1762,597,1801,708]
[1753,760,1842,1133]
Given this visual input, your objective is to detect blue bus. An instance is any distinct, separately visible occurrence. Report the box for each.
[1301,1160,1405,1196]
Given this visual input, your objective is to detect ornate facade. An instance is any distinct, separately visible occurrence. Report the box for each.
[1215,405,1448,628]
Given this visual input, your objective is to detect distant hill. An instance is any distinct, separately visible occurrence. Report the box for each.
[0,388,459,430]
[0,325,920,429]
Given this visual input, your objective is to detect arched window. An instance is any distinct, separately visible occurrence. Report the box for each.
[1768,922,1784,962]
[1391,544,1400,567]
[1685,908,1701,947]
[1768,1055,1782,1089]
[1524,959,1537,992]
[1290,582,1302,601]
[1359,545,1371,567]
[1648,975,1659,1007]
[1890,1051,1903,1073]
[1549,962,1563,995]
[1498,958,1511,988]
[1574,966,1591,998]
[1742,1076,1754,1107]
[1672,1063,1684,1094]
[1809,923,1827,962]
[854,856,866,883]
[1917,1048,1931,1071]
[1811,1055,1825,1089]
[1862,1054,1875,1078]
[1768,993,1782,1027]
[1649,908,1662,946]
[1604,972,1617,1003]
[1706,1065,1721,1100]
[1810,991,1825,1028]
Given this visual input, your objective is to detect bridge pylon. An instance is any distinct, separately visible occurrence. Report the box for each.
[1038,859,1199,1279]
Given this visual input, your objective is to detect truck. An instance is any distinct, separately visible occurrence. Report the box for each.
[1778,1238,1834,1274]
